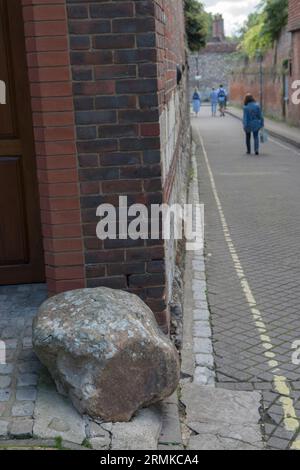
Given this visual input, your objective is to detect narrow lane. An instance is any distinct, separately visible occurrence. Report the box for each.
[193,107,300,450]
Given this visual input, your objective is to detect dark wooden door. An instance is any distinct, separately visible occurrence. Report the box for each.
[0,0,44,284]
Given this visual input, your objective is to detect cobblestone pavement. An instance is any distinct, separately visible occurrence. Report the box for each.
[0,284,47,438]
[193,108,300,450]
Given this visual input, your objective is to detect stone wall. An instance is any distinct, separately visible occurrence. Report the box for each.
[189,46,238,100]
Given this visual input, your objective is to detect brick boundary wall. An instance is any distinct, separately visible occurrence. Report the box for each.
[21,0,85,295]
[66,0,169,329]
[229,28,297,124]
[288,0,300,125]
[20,0,189,332]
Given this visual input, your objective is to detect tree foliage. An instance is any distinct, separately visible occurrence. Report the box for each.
[239,0,288,58]
[184,0,210,51]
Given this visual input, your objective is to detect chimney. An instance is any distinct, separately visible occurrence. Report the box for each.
[212,14,225,42]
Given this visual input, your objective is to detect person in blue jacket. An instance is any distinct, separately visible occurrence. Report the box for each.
[210,87,219,117]
[192,87,201,116]
[243,94,264,155]
[217,85,227,117]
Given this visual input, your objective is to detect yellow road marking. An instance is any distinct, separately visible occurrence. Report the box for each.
[199,135,300,439]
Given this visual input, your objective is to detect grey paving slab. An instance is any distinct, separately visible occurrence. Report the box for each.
[182,383,264,450]
[33,387,86,445]
[111,406,162,450]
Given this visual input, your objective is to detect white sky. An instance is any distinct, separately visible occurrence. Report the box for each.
[201,0,261,36]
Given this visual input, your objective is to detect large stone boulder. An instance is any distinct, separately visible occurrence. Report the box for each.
[33,288,180,422]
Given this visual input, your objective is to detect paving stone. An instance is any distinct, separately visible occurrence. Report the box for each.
[18,361,41,374]
[193,338,213,354]
[33,389,86,445]
[0,403,7,417]
[0,389,11,402]
[9,419,34,438]
[0,376,11,389]
[189,423,262,450]
[194,309,210,321]
[1,327,16,339]
[12,401,35,418]
[17,373,38,387]
[193,321,212,338]
[90,436,110,450]
[0,364,13,375]
[193,290,207,301]
[194,367,215,386]
[195,353,214,369]
[16,387,37,402]
[0,419,9,437]
[111,406,162,450]
[22,337,33,349]
[159,402,182,446]
[158,444,184,450]
[182,383,264,450]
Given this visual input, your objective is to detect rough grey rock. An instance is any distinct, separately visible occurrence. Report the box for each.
[33,287,180,422]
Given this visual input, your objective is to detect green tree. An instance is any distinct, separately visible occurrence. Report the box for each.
[184,0,209,51]
[262,0,288,41]
[239,0,288,58]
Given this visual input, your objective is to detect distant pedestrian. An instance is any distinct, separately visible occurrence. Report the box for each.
[217,85,227,117]
[210,87,219,117]
[243,94,264,155]
[192,87,201,116]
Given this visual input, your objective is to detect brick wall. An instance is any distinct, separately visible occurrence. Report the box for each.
[289,0,300,125]
[65,0,189,331]
[21,0,85,295]
[20,0,189,331]
[289,0,300,32]
[229,28,295,123]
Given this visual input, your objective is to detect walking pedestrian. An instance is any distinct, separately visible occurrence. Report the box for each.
[217,85,227,117]
[210,87,219,117]
[192,87,201,117]
[243,94,264,155]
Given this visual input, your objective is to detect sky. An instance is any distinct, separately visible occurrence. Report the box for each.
[201,0,261,36]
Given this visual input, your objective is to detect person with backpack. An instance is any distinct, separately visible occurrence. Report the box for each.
[192,87,201,117]
[243,94,264,155]
[217,85,227,117]
[210,87,219,117]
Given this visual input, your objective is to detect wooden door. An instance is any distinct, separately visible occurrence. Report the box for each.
[0,0,44,284]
